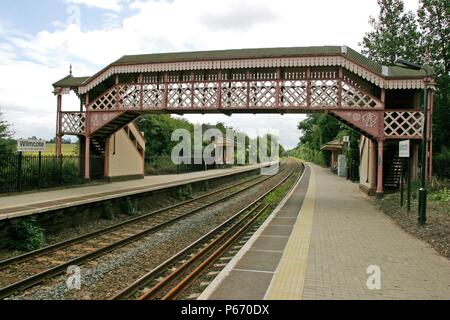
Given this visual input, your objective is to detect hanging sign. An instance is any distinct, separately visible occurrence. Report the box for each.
[399,140,410,158]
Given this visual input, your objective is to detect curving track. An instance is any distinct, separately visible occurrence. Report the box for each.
[0,164,286,299]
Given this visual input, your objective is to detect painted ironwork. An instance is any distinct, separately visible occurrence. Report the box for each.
[384,111,424,138]
[61,112,86,135]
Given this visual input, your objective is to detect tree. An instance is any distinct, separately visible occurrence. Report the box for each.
[0,110,15,156]
[417,0,450,75]
[360,0,450,178]
[417,0,450,156]
[137,114,193,158]
[360,0,423,65]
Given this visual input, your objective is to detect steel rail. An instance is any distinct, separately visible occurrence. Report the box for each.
[0,165,279,271]
[0,165,284,299]
[113,165,298,300]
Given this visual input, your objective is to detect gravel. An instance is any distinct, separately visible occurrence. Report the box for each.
[378,192,450,259]
[8,165,294,300]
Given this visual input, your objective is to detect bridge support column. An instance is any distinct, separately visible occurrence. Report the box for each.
[376,139,384,198]
[56,94,63,157]
[85,136,91,181]
[370,139,377,194]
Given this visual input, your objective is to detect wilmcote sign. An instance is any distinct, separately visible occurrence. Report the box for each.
[17,139,46,153]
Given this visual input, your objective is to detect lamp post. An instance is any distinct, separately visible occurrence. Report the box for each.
[394,58,429,225]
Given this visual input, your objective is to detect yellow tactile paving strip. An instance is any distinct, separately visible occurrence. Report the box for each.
[265,165,316,300]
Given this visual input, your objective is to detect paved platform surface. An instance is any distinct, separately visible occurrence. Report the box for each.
[200,163,450,300]
[0,163,270,221]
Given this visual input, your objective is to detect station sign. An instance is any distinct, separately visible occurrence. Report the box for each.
[399,140,410,158]
[17,139,46,153]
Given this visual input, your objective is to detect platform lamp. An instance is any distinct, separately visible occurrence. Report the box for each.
[394,58,429,225]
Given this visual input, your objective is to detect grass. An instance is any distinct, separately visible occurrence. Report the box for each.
[26,144,78,156]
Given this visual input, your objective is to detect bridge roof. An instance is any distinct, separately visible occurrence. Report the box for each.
[112,46,432,78]
[53,75,90,88]
[53,46,434,92]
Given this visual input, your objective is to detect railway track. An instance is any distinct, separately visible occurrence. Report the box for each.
[0,164,284,299]
[113,164,300,300]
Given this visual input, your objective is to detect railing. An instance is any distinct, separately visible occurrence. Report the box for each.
[384,111,424,138]
[61,112,86,135]
[144,155,233,176]
[0,154,81,194]
[87,71,383,112]
[0,154,105,194]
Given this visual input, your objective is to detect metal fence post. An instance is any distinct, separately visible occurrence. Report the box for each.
[38,152,42,190]
[16,152,23,192]
[60,155,64,185]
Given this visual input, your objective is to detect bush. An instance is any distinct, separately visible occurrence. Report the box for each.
[12,218,45,251]
[121,198,139,216]
[102,201,115,220]
[433,147,450,179]
[172,184,193,200]
[289,146,326,166]
[429,188,450,202]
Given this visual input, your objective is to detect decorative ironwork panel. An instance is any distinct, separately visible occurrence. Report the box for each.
[221,82,248,108]
[89,112,123,134]
[310,80,339,107]
[384,111,424,137]
[143,84,164,109]
[168,83,192,109]
[250,81,277,108]
[61,112,86,135]
[280,80,308,107]
[193,83,218,108]
[118,84,141,109]
[342,82,381,108]
[332,110,383,138]
[89,87,117,111]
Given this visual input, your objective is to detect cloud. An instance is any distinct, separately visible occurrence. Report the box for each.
[3,0,421,143]
[64,0,125,12]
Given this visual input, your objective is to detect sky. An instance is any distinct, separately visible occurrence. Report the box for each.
[0,0,420,149]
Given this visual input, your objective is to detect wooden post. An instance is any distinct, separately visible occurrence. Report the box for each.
[370,139,377,194]
[85,136,91,181]
[376,139,384,198]
[104,138,110,179]
[338,67,343,107]
[56,94,63,157]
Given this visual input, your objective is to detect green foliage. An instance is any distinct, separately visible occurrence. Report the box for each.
[360,0,423,65]
[289,144,326,166]
[429,188,450,202]
[138,115,193,158]
[291,113,358,167]
[121,198,139,216]
[102,201,115,220]
[171,184,193,201]
[417,0,450,76]
[360,0,450,178]
[12,218,45,251]
[433,147,450,179]
[0,110,15,157]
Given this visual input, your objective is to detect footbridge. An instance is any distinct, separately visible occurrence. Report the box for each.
[53,45,434,196]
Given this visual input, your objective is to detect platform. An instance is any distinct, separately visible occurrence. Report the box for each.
[200,163,450,300]
[0,163,271,221]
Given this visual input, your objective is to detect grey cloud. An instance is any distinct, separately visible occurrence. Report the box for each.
[199,4,280,32]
